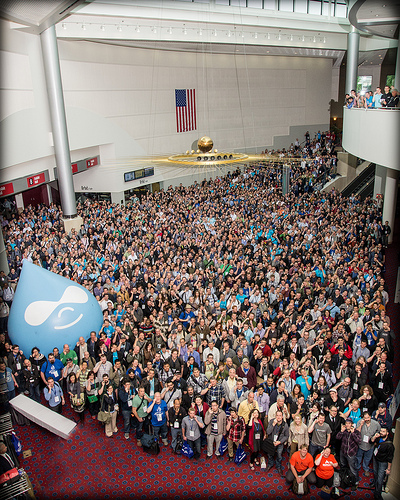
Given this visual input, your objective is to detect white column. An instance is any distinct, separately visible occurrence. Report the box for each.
[382,168,399,245]
[15,193,24,212]
[111,191,125,206]
[40,25,76,218]
[394,34,400,91]
[345,27,360,95]
[0,229,9,274]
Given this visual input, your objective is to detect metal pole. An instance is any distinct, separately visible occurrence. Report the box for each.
[394,34,400,91]
[345,27,360,95]
[40,25,77,218]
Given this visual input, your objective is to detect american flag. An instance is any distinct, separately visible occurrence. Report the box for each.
[175,89,196,133]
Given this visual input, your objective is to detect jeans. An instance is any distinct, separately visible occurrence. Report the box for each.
[340,450,358,480]
[308,443,324,458]
[207,433,223,457]
[122,410,133,434]
[153,422,168,441]
[171,427,182,451]
[132,417,145,439]
[356,447,374,473]
[29,384,41,404]
[372,458,387,499]
[268,443,284,469]
[286,469,317,485]
[187,437,201,458]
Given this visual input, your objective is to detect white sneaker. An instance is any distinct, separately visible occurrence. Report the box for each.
[162,439,168,445]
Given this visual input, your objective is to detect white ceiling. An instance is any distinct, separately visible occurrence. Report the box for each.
[349,0,399,39]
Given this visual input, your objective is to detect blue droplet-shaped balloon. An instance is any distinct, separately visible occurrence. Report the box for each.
[8,260,103,356]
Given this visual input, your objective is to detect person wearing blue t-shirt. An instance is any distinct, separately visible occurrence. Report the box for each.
[40,353,64,385]
[147,392,169,445]
[342,400,362,426]
[296,367,313,400]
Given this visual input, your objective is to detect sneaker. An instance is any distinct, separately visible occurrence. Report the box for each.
[321,486,331,494]
[124,433,130,440]
[137,440,142,447]
[162,439,168,445]
[206,454,213,460]
[227,456,233,462]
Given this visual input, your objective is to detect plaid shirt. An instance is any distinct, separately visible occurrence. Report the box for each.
[228,416,246,443]
[336,428,361,457]
[206,384,226,406]
[188,373,208,394]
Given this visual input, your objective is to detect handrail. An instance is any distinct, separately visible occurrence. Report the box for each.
[343,105,400,111]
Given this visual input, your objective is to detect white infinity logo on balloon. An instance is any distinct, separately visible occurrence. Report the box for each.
[24,286,88,330]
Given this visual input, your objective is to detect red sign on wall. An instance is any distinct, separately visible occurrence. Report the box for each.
[27,173,46,188]
[0,182,14,197]
[72,163,78,174]
[86,157,98,169]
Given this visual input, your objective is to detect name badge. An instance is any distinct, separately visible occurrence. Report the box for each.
[54,396,60,403]
[378,382,384,389]
[273,435,278,442]
[189,430,195,437]
[174,421,179,428]
[353,383,358,390]
[150,390,154,397]
[213,423,218,431]
[255,433,261,440]
[16,363,21,371]
[128,400,132,407]
[53,371,59,378]
[156,413,163,421]
[242,378,248,385]
[374,448,378,456]
[363,435,369,443]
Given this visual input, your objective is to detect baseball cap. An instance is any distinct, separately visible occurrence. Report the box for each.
[378,402,386,408]
[345,418,353,423]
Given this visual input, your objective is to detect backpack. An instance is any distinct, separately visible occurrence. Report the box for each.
[339,468,357,488]
[140,433,160,455]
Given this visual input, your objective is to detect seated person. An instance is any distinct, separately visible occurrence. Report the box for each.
[286,444,316,490]
[314,446,339,493]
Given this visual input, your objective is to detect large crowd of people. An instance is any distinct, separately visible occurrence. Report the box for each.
[0,154,396,500]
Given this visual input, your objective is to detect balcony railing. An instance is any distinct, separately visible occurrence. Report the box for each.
[342,107,400,171]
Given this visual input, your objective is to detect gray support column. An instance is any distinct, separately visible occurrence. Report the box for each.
[345,27,360,95]
[382,167,399,245]
[395,34,400,92]
[0,229,9,275]
[40,25,76,218]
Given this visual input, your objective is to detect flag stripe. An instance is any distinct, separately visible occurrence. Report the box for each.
[175,88,196,133]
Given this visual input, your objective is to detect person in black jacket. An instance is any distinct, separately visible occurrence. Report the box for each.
[141,368,162,398]
[371,427,395,500]
[0,442,15,475]
[7,344,26,394]
[102,384,119,437]
[21,359,41,403]
[325,405,343,457]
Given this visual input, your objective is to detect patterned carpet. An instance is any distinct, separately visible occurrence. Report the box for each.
[14,405,376,500]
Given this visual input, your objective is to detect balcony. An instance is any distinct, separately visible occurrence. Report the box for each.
[342,107,400,171]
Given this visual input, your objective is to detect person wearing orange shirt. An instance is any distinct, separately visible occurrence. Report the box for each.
[286,444,316,489]
[315,446,339,493]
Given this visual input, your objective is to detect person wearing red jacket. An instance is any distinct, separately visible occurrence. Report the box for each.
[236,358,257,390]
[330,337,352,360]
[248,408,266,469]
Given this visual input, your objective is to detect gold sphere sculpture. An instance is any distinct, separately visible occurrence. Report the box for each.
[197,136,213,153]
